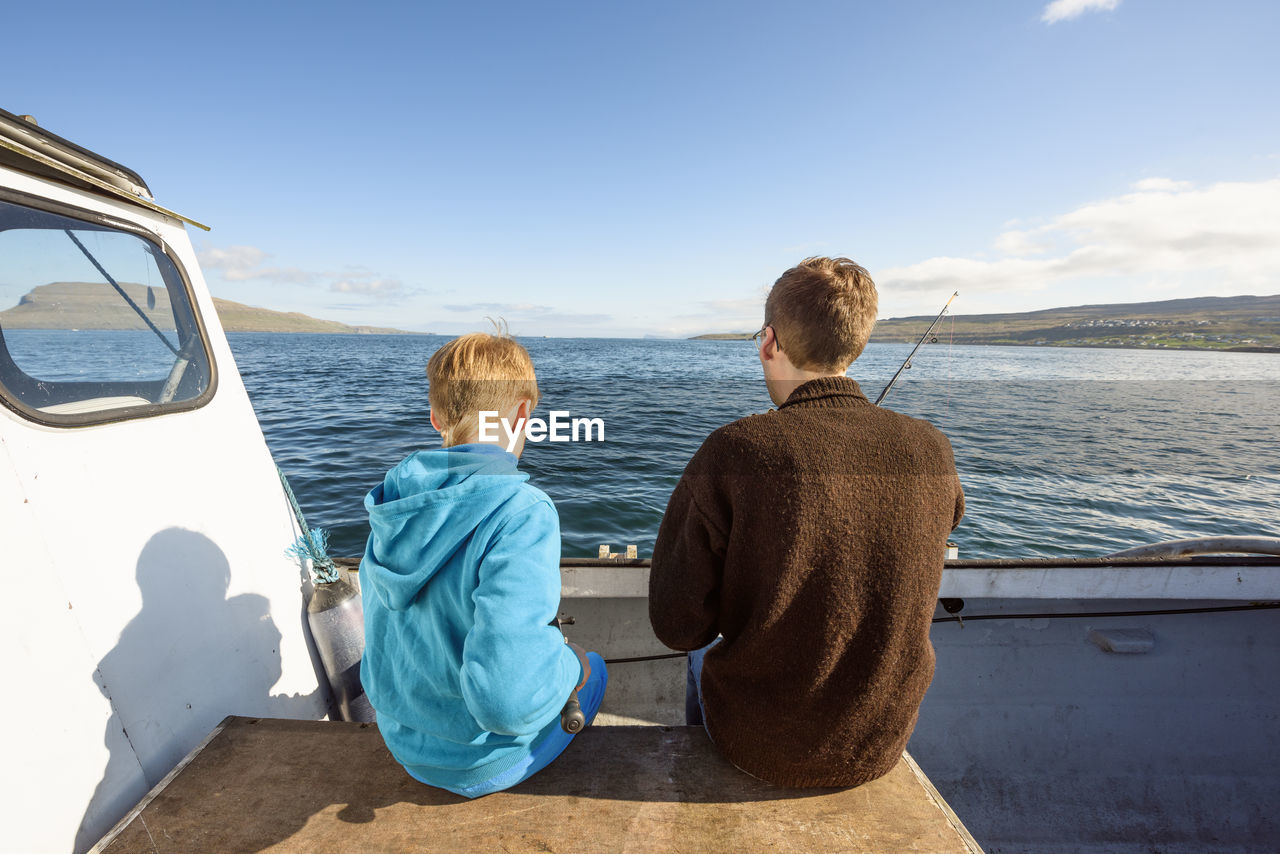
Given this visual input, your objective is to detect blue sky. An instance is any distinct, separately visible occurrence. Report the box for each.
[7,0,1279,336]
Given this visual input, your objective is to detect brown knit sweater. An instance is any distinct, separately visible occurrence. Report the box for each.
[649,376,964,787]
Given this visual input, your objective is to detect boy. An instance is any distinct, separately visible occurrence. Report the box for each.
[361,331,606,797]
[649,257,964,787]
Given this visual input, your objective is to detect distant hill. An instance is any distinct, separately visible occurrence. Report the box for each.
[692,332,754,340]
[0,282,420,334]
[693,294,1280,352]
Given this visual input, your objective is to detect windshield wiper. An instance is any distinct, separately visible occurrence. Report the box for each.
[63,229,180,357]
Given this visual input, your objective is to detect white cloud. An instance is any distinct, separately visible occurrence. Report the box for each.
[439,302,612,327]
[1132,178,1192,193]
[992,228,1054,257]
[876,175,1280,304]
[199,245,264,272]
[442,302,556,314]
[696,297,765,318]
[197,245,316,284]
[331,277,403,295]
[655,296,769,338]
[1041,0,1119,25]
[197,245,404,299]
[519,311,613,325]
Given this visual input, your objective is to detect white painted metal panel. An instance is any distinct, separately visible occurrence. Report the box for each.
[0,434,150,854]
[561,562,1280,600]
[0,165,331,853]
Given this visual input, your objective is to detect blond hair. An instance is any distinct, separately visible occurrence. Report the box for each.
[764,257,879,372]
[427,331,540,446]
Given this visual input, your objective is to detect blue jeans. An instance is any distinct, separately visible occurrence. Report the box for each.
[685,640,719,727]
[454,652,608,798]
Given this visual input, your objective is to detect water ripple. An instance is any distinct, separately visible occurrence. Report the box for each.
[228,334,1280,559]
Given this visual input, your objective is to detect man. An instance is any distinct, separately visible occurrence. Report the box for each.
[649,257,964,788]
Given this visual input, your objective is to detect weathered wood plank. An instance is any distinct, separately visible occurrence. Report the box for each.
[96,717,982,853]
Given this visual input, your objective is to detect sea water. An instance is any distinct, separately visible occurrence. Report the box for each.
[227,334,1279,559]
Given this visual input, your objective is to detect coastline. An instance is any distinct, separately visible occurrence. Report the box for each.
[691,293,1280,352]
[690,334,1279,353]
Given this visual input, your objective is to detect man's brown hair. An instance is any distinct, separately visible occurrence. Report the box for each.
[764,256,879,372]
[427,331,540,446]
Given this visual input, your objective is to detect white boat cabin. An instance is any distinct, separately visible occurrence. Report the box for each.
[0,108,332,854]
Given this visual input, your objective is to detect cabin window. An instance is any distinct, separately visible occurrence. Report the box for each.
[0,197,215,426]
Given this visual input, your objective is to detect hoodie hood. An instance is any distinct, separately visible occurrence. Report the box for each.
[363,444,529,610]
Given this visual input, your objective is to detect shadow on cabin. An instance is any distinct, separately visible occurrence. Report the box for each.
[75,528,322,852]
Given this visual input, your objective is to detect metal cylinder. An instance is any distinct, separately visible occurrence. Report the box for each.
[561,693,585,733]
[306,567,376,722]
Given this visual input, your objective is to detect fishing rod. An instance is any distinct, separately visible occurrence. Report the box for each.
[874,291,958,405]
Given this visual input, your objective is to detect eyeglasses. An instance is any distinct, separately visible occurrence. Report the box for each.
[751,326,781,351]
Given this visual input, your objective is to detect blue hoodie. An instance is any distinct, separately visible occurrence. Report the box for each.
[360,443,582,792]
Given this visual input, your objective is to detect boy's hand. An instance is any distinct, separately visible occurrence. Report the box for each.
[567,641,590,690]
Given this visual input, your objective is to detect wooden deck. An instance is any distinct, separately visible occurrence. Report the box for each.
[93,717,983,853]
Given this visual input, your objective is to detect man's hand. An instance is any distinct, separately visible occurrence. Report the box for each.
[567,641,590,691]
